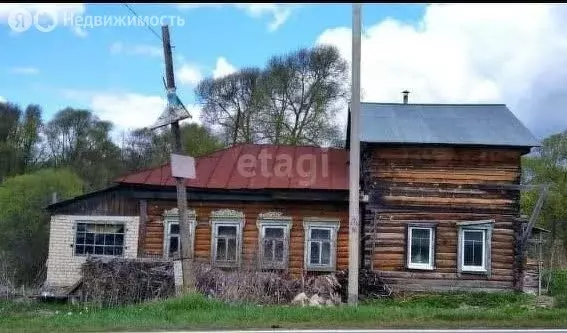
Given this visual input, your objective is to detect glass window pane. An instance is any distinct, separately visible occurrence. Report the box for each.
[170,223,180,235]
[75,245,84,255]
[85,245,94,254]
[216,238,226,261]
[77,224,86,232]
[104,234,115,246]
[464,230,483,242]
[311,229,330,240]
[263,240,274,261]
[227,238,237,261]
[411,228,431,264]
[85,232,94,244]
[310,242,320,265]
[274,240,284,262]
[115,234,124,246]
[321,242,331,265]
[95,234,105,246]
[265,227,284,238]
[76,233,85,245]
[104,246,114,256]
[94,246,104,255]
[114,246,123,256]
[218,226,237,237]
[169,237,179,257]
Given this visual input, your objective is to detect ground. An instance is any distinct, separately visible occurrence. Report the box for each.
[2,291,567,333]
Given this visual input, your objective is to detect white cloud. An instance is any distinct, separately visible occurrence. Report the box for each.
[60,89,202,134]
[316,4,567,138]
[109,41,162,58]
[10,66,39,75]
[0,96,6,103]
[0,4,86,37]
[212,57,237,79]
[178,3,298,32]
[177,64,203,86]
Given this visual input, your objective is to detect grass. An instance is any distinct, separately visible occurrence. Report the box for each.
[1,291,567,333]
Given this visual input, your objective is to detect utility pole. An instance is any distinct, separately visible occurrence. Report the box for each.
[348,2,362,306]
[161,24,195,292]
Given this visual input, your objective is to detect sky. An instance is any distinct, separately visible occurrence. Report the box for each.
[1,3,566,140]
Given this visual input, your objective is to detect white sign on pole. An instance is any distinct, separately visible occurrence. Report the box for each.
[171,153,196,179]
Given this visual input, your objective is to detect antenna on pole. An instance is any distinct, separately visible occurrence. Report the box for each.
[348,2,362,306]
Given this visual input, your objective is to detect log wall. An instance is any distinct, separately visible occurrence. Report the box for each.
[142,200,349,277]
[362,145,523,292]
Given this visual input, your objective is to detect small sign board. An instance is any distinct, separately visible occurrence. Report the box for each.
[150,90,191,130]
[171,153,196,179]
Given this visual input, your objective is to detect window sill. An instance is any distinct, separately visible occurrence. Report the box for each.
[407,265,434,271]
[213,261,239,268]
[306,266,335,272]
[460,268,488,275]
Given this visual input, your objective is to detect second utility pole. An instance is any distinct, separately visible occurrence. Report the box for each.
[162,24,195,292]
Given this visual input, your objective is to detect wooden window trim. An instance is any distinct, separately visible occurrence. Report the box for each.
[210,209,245,268]
[162,208,197,260]
[406,225,436,270]
[256,212,292,270]
[303,217,340,272]
[457,220,494,276]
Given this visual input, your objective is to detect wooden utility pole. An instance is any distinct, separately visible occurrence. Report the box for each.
[161,24,195,292]
[348,3,362,306]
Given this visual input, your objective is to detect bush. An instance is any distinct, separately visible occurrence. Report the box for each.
[548,270,567,296]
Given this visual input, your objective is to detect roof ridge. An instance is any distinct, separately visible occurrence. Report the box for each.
[361,102,508,107]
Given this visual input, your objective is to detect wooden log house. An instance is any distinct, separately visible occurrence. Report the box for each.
[44,99,541,294]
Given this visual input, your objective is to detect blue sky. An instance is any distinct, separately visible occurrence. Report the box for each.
[1,4,566,138]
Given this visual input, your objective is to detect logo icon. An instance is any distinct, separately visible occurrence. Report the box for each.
[34,10,58,33]
[8,8,33,33]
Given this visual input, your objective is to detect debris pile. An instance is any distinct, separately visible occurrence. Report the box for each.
[335,269,392,302]
[81,257,174,307]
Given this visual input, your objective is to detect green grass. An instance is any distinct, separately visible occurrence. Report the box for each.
[1,292,567,333]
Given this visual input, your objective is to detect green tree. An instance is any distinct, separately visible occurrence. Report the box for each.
[196,45,347,146]
[44,108,121,190]
[521,130,567,256]
[0,169,83,286]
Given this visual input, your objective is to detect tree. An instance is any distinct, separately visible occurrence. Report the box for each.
[521,130,567,257]
[0,169,83,286]
[43,108,122,190]
[0,102,43,181]
[180,123,224,157]
[197,68,265,145]
[196,45,348,147]
[260,44,348,146]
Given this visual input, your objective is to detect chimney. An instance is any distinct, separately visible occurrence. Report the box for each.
[402,90,409,104]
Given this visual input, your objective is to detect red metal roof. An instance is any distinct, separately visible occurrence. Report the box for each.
[115,144,349,191]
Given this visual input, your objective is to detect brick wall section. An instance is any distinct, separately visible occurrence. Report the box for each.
[45,215,140,287]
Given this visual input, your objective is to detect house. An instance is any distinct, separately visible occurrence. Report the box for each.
[43,97,541,294]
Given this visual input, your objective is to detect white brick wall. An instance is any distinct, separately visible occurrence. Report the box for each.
[45,215,140,287]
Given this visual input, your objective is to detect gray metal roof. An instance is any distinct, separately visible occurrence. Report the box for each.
[359,103,540,147]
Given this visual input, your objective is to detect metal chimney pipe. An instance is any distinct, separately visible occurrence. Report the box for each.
[402,90,409,104]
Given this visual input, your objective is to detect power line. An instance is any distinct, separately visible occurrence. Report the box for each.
[121,3,162,42]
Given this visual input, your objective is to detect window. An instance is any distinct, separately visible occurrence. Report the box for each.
[211,209,244,267]
[407,225,435,270]
[166,222,180,258]
[163,208,196,260]
[74,222,125,256]
[303,218,340,271]
[257,213,292,270]
[457,220,493,274]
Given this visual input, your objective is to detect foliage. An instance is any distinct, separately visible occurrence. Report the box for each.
[0,169,83,286]
[521,130,567,257]
[196,45,348,146]
[548,270,567,296]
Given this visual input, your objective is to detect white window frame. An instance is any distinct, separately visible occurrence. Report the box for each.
[406,224,435,270]
[162,208,197,260]
[457,220,494,275]
[256,212,292,270]
[303,217,340,272]
[210,209,245,268]
[72,216,134,258]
